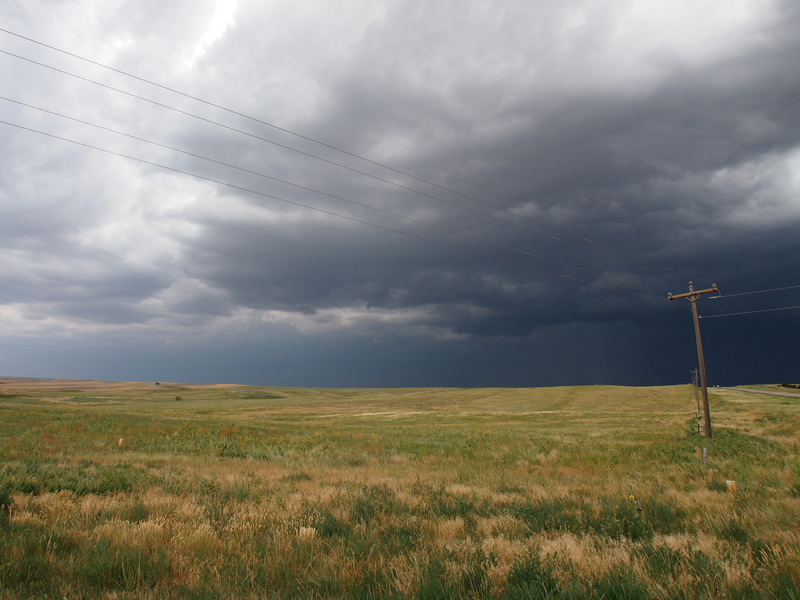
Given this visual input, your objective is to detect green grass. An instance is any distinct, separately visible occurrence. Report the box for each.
[0,382,799,598]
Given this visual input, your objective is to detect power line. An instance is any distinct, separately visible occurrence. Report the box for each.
[0,29,703,284]
[0,118,650,298]
[0,48,684,284]
[699,305,800,319]
[708,284,800,300]
[0,48,636,270]
[0,95,666,294]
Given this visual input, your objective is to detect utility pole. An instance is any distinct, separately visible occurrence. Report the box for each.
[669,282,718,439]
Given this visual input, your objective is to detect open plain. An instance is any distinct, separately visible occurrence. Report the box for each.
[0,380,798,599]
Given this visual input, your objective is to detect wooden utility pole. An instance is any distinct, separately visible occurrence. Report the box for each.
[669,282,718,439]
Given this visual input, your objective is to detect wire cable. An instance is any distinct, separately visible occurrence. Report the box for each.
[0,118,650,298]
[0,47,678,282]
[0,30,703,284]
[699,305,800,319]
[0,50,625,260]
[708,284,800,300]
[0,95,667,294]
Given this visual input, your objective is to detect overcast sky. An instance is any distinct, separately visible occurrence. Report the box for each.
[1,0,798,387]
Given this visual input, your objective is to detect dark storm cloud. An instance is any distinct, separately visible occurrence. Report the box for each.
[0,0,798,384]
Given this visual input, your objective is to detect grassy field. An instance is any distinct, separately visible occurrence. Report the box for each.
[0,379,798,599]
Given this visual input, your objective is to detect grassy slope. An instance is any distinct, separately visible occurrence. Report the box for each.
[0,382,798,599]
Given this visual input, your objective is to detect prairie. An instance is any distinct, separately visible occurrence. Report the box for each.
[0,379,798,599]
